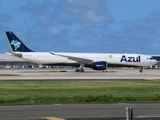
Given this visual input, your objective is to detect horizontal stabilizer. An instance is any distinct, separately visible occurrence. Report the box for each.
[6,52,22,57]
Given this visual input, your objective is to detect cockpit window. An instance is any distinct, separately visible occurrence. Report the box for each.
[150,57,154,60]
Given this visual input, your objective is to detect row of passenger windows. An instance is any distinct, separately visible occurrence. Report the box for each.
[0,63,38,65]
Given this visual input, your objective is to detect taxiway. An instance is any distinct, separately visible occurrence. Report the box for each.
[0,68,160,80]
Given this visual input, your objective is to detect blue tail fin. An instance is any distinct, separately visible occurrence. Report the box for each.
[5,31,34,52]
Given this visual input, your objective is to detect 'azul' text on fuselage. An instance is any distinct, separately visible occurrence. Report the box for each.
[120,55,141,62]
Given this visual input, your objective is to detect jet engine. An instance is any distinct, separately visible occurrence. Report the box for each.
[92,61,107,70]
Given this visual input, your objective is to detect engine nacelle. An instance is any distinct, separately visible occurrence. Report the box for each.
[92,61,107,70]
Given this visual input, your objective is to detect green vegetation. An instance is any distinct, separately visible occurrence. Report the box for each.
[0,80,160,104]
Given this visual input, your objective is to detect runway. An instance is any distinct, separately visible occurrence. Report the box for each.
[0,68,160,80]
[0,103,160,120]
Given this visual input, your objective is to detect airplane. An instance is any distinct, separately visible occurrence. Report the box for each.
[5,31,157,73]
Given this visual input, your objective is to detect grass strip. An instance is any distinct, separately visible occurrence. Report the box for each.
[0,80,160,104]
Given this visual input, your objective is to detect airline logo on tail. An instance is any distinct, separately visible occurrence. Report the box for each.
[11,40,21,50]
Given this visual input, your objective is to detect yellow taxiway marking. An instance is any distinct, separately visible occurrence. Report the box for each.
[43,116,65,120]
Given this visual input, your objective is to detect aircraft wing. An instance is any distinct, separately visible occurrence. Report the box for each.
[50,51,93,64]
[6,52,22,57]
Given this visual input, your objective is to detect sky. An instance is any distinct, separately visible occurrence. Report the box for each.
[0,0,160,55]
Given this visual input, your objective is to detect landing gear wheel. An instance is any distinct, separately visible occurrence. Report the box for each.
[139,69,143,73]
[76,69,80,72]
[76,63,85,72]
[80,68,84,72]
[75,68,84,72]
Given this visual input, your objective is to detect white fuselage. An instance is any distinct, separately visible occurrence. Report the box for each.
[17,52,157,67]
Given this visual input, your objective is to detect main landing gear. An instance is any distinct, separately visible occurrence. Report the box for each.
[139,67,143,73]
[76,63,84,72]
[76,68,84,72]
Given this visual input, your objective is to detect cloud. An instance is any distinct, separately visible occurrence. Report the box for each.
[48,27,60,35]
[20,0,113,26]
[22,26,69,52]
[121,9,160,36]
[104,9,160,54]
[20,0,74,27]
[20,1,55,26]
[123,19,157,37]
[19,0,113,34]
[58,0,113,23]
[69,8,160,53]
[68,26,111,52]
[20,1,54,15]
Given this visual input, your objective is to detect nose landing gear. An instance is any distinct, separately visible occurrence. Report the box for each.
[139,67,143,73]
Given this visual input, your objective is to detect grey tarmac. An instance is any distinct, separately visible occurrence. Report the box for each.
[0,103,160,120]
[0,68,160,80]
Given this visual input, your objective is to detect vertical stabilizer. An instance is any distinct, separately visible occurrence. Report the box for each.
[5,31,33,52]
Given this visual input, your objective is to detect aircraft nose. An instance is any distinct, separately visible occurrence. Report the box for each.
[153,59,158,65]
